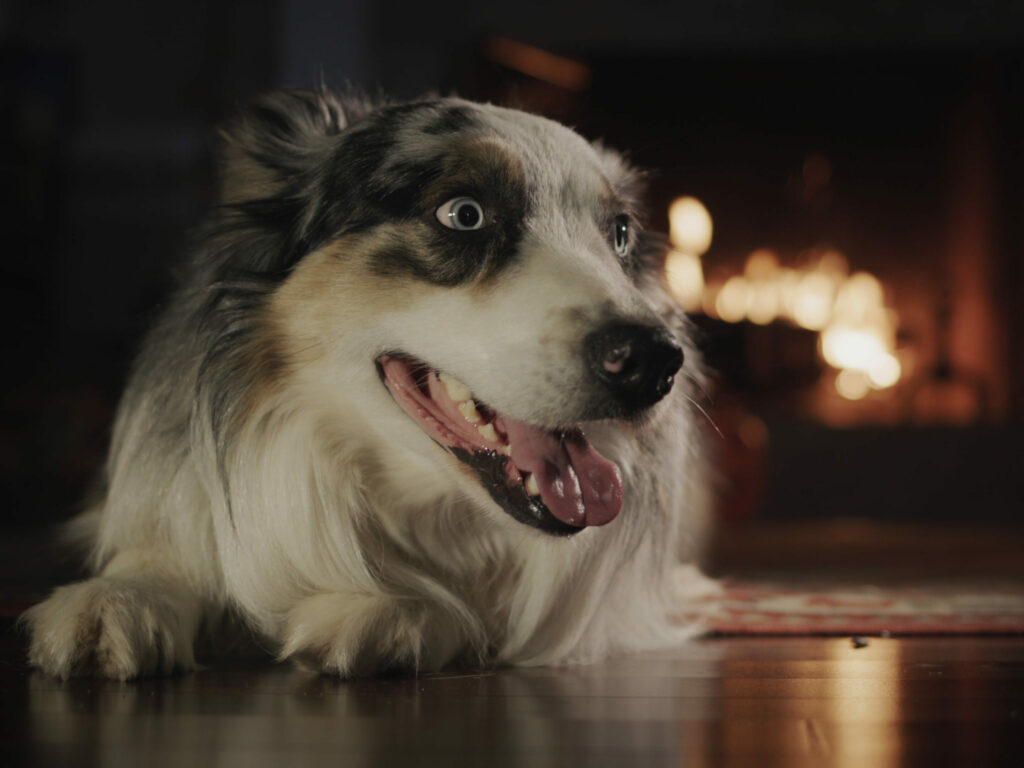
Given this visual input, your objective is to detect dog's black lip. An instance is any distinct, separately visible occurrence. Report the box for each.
[450,448,583,537]
[376,351,584,537]
[373,354,391,383]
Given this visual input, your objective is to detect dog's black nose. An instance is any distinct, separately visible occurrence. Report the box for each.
[585,322,684,413]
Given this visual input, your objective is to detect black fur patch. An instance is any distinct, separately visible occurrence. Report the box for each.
[366,158,450,218]
[216,95,536,290]
[365,141,530,286]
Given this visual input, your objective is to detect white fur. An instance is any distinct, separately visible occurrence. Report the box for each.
[23,94,713,679]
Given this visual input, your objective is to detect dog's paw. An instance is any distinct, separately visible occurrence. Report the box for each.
[279,592,456,677]
[21,577,199,681]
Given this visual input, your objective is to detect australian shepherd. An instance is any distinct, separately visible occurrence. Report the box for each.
[23,90,714,679]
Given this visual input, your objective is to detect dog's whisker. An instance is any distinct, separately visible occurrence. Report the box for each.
[683,395,724,440]
[679,368,714,402]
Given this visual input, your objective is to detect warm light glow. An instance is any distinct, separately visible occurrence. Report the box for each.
[776,268,802,317]
[665,250,705,311]
[825,637,903,768]
[669,197,713,255]
[743,250,781,324]
[867,353,902,389]
[747,283,779,325]
[821,325,888,371]
[791,273,834,330]
[701,280,723,318]
[482,36,592,91]
[835,368,870,400]
[818,250,849,279]
[744,249,779,280]
[834,272,884,325]
[661,191,904,402]
[817,267,901,391]
[737,414,769,449]
[715,275,749,323]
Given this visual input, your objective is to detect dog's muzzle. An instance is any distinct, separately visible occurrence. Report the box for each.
[585,322,684,415]
[377,354,625,536]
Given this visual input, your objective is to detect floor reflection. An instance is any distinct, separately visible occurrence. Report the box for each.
[19,637,1024,767]
[681,637,907,768]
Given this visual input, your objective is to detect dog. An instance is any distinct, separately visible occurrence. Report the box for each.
[23,89,715,679]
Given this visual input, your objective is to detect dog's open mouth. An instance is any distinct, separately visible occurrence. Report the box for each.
[377,354,623,535]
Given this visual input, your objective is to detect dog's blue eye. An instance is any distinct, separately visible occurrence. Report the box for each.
[437,197,485,231]
[613,215,630,257]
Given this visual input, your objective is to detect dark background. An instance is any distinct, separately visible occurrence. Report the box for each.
[2,1,1022,543]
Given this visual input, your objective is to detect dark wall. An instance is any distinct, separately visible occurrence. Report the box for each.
[3,1,1022,527]
[280,0,1024,96]
[2,0,280,524]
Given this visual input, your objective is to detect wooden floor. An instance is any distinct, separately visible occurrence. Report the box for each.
[5,522,1022,766]
[4,623,1023,767]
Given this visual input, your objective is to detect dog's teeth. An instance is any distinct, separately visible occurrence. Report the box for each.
[499,444,512,456]
[438,372,472,402]
[525,472,541,497]
[457,400,482,423]
[478,423,499,443]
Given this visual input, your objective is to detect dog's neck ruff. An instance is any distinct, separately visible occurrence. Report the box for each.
[378,354,623,533]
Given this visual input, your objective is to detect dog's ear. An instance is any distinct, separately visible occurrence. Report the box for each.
[218,89,366,206]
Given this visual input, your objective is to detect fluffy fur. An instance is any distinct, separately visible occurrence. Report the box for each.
[23,90,715,680]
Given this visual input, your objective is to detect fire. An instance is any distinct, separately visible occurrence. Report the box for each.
[790,272,835,330]
[665,196,712,312]
[715,275,748,323]
[663,196,902,398]
[669,196,713,255]
[665,251,704,313]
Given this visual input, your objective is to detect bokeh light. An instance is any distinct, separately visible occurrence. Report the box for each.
[668,197,713,255]
[836,368,871,400]
[665,250,705,311]
[715,276,749,323]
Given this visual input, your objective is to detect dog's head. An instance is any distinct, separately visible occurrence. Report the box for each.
[211,91,686,536]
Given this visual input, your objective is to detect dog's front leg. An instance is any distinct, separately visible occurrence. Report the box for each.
[21,548,204,680]
[278,591,463,677]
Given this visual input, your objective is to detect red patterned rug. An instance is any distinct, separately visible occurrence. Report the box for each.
[7,583,1024,637]
[679,582,1024,635]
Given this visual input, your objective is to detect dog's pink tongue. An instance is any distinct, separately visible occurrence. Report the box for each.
[501,420,624,527]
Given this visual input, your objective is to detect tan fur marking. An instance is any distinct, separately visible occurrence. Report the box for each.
[267,232,435,370]
[425,139,526,200]
[236,314,289,424]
